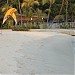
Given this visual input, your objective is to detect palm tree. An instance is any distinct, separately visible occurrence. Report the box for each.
[65,0,68,23]
[71,4,75,21]
[21,0,39,28]
[59,0,68,23]
[18,0,23,26]
[41,0,55,27]
[59,0,64,15]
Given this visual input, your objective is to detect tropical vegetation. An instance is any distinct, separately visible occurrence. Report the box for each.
[0,0,75,29]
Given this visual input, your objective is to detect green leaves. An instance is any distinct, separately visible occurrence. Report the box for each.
[42,0,55,5]
[50,0,55,5]
[21,0,39,8]
[2,4,9,12]
[42,0,49,5]
[54,15,64,20]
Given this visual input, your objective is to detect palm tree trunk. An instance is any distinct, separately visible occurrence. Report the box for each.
[66,0,68,24]
[47,3,51,28]
[18,0,22,27]
[59,0,64,15]
[46,0,55,29]
[7,0,8,4]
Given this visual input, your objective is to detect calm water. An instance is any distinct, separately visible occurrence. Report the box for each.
[69,36,75,74]
[73,37,75,74]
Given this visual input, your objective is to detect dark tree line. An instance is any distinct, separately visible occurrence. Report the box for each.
[0,0,75,24]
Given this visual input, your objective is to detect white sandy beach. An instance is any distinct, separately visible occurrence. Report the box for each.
[0,30,74,75]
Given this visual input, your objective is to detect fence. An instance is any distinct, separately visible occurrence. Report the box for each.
[39,22,75,29]
[69,22,75,28]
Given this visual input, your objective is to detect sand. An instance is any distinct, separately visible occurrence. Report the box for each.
[0,30,74,75]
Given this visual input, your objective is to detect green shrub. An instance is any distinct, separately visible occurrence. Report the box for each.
[1,23,13,29]
[2,24,9,29]
[31,25,40,29]
[12,26,29,31]
[60,23,70,29]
